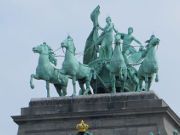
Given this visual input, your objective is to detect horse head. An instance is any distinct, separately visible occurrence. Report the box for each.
[32,42,50,54]
[147,37,160,49]
[143,36,160,59]
[61,35,76,55]
[33,42,57,65]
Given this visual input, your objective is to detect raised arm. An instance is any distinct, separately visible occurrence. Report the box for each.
[133,37,142,46]
[98,25,104,31]
[113,25,118,33]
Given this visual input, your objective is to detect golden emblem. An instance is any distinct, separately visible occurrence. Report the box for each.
[76,120,89,132]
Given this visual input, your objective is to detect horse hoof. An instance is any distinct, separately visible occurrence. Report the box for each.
[31,85,34,89]
[72,93,76,97]
[84,92,88,96]
[111,90,116,94]
[155,78,159,82]
[110,92,116,96]
[84,90,90,95]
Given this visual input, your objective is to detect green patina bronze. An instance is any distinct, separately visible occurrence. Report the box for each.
[106,33,127,93]
[95,16,118,59]
[149,132,154,135]
[173,129,179,135]
[83,5,100,64]
[120,27,142,55]
[84,6,159,93]
[31,5,160,96]
[138,36,159,91]
[61,36,94,96]
[30,42,68,97]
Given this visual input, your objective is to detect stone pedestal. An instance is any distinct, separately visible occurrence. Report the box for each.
[12,91,180,135]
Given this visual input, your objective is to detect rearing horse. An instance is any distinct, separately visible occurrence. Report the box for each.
[30,43,68,97]
[138,36,160,91]
[106,33,127,93]
[61,36,94,96]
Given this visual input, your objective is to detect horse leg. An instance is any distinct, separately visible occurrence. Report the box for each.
[135,79,140,92]
[145,75,149,91]
[30,74,39,89]
[155,73,159,82]
[119,69,125,92]
[92,69,96,80]
[147,76,153,91]
[62,86,67,96]
[72,76,76,96]
[78,81,86,95]
[111,73,116,93]
[84,79,91,95]
[120,69,123,80]
[122,68,127,92]
[61,76,68,96]
[30,74,35,89]
[54,84,62,96]
[84,71,93,95]
[46,81,50,97]
[132,75,140,92]
[138,78,143,91]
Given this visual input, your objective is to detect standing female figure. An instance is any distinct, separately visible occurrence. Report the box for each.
[96,16,118,59]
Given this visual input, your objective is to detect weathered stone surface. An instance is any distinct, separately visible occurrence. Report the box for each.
[12,91,180,135]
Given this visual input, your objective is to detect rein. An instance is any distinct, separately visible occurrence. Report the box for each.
[57,46,83,57]
[45,42,146,58]
[51,41,144,58]
[52,47,61,53]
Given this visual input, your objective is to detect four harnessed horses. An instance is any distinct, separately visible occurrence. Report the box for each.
[30,35,160,96]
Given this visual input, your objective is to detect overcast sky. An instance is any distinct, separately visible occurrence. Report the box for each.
[0,0,180,134]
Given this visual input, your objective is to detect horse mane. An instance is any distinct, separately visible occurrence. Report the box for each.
[44,44,57,66]
[49,53,57,66]
[68,38,76,55]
